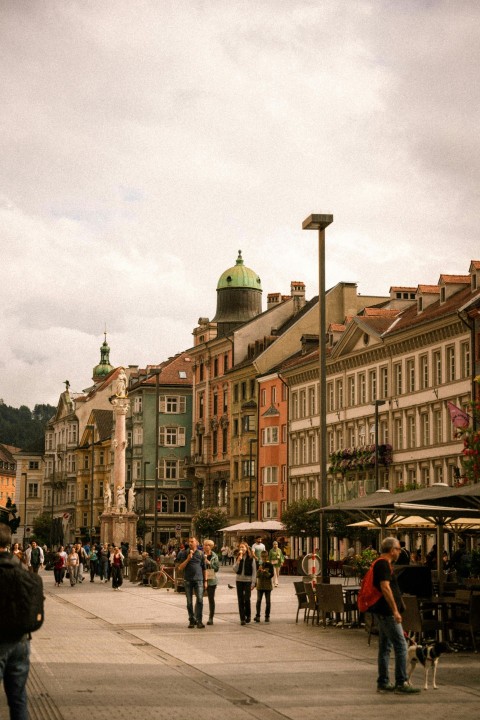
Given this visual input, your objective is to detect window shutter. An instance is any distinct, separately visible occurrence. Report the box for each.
[158,462,165,480]
[178,427,186,446]
[159,396,166,413]
[159,427,165,446]
[179,396,186,413]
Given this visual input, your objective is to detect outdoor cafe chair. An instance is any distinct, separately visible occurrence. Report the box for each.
[448,591,480,652]
[316,583,345,627]
[304,582,319,625]
[402,594,441,642]
[294,581,308,623]
[342,565,357,585]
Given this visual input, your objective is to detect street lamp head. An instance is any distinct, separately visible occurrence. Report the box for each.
[302,214,334,231]
[373,400,387,407]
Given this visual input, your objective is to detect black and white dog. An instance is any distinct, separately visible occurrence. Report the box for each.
[406,641,451,690]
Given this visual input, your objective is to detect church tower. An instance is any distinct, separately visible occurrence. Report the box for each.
[92,333,114,382]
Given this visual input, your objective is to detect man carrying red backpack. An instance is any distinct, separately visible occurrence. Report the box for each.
[368,537,420,695]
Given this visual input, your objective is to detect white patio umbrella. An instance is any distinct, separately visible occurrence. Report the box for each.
[219,520,285,533]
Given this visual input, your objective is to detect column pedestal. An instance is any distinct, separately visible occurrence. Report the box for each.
[101,509,138,547]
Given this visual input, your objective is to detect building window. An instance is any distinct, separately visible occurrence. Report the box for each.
[420,355,429,390]
[300,389,307,417]
[212,430,218,455]
[446,346,455,382]
[224,353,229,372]
[327,383,334,412]
[84,455,89,470]
[157,494,168,513]
[28,483,38,498]
[213,357,219,376]
[261,388,266,406]
[359,373,366,404]
[164,461,179,480]
[380,366,388,399]
[159,426,186,446]
[241,382,247,401]
[250,379,255,398]
[133,396,142,413]
[407,415,416,449]
[233,384,239,403]
[213,392,218,416]
[134,461,141,480]
[242,459,255,478]
[434,409,443,444]
[348,376,355,406]
[434,465,443,483]
[83,512,88,526]
[222,426,228,453]
[433,350,442,386]
[282,424,287,443]
[262,427,279,445]
[99,481,104,498]
[223,388,228,413]
[308,386,316,415]
[271,385,277,404]
[263,501,278,519]
[160,396,187,414]
[28,461,39,470]
[291,392,299,420]
[394,417,403,450]
[262,466,278,484]
[242,415,253,432]
[406,358,415,393]
[83,483,89,500]
[369,371,376,402]
[461,342,470,379]
[233,419,239,436]
[133,427,143,445]
[421,412,430,445]
[336,379,344,409]
[328,430,334,454]
[242,496,251,516]
[421,467,430,486]
[173,494,186,513]
[394,363,402,395]
[199,361,204,381]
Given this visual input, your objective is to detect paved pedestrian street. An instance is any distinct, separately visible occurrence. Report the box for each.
[2,568,479,720]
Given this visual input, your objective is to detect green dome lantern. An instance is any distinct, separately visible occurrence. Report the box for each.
[217,250,262,290]
[213,250,262,336]
[92,333,114,381]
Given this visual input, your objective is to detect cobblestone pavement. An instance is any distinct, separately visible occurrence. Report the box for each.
[2,567,479,720]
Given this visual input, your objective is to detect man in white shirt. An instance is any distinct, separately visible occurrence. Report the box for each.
[251,537,266,563]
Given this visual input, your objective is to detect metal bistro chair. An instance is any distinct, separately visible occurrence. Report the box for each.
[402,594,441,642]
[316,584,345,627]
[304,582,320,625]
[449,591,480,652]
[342,565,358,585]
[294,581,308,623]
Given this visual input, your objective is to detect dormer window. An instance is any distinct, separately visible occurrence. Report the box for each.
[473,274,478,291]
[418,296,423,312]
[440,287,446,303]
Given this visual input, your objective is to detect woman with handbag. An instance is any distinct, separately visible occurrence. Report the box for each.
[109,546,124,590]
[232,542,257,625]
[268,540,284,587]
[202,539,220,625]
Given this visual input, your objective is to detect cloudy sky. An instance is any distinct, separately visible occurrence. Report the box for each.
[1,0,479,409]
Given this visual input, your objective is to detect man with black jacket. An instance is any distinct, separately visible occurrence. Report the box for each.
[0,524,31,719]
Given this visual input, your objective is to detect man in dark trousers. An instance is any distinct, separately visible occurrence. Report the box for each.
[0,524,31,719]
[370,537,420,695]
[176,537,207,629]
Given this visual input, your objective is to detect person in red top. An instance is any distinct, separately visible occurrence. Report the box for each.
[370,537,420,695]
[109,547,124,590]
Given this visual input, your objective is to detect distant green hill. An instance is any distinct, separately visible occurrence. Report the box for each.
[0,402,56,452]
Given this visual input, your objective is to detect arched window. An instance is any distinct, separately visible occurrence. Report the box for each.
[157,494,168,513]
[173,494,187,513]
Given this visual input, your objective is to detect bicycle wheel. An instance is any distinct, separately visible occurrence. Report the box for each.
[149,571,167,589]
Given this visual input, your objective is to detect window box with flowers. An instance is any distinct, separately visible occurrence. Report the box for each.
[329,445,392,476]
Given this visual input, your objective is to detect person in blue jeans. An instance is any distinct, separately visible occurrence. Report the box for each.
[0,524,31,720]
[371,537,420,695]
[176,537,207,628]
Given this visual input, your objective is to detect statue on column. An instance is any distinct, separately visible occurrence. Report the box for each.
[116,484,126,511]
[115,368,128,398]
[127,483,136,512]
[104,483,112,511]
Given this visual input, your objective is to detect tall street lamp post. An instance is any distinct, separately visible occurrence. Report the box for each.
[153,370,160,557]
[143,460,150,544]
[22,472,27,547]
[302,213,333,584]
[373,400,386,490]
[86,425,95,542]
[248,438,257,523]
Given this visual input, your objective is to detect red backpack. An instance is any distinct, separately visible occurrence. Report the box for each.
[357,557,387,613]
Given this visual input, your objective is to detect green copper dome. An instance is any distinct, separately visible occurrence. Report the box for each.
[92,333,114,381]
[217,250,262,291]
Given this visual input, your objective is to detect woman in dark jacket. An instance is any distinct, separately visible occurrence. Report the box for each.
[232,542,257,625]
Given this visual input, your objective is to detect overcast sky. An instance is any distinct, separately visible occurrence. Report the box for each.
[1,0,479,409]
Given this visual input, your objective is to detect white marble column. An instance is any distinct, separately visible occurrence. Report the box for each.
[111,397,129,510]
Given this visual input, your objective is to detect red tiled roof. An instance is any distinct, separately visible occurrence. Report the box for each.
[439,274,469,284]
[470,260,480,270]
[417,285,440,294]
[360,307,400,317]
[388,283,474,335]
[329,323,346,332]
[390,286,416,292]
[138,351,193,387]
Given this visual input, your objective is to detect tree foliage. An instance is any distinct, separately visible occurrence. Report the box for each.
[31,512,53,546]
[192,507,228,539]
[281,498,322,537]
[0,402,55,452]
